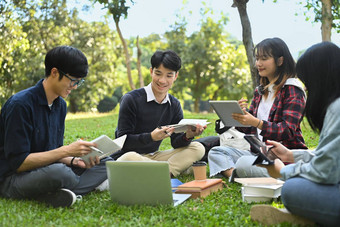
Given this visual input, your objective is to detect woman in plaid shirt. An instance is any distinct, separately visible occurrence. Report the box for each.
[208,37,307,179]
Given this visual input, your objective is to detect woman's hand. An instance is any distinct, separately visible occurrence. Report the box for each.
[266,140,294,163]
[232,111,260,127]
[258,159,285,178]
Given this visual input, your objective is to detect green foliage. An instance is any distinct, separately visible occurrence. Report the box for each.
[97,96,118,113]
[299,0,340,33]
[94,0,134,23]
[165,7,252,112]
[0,112,320,226]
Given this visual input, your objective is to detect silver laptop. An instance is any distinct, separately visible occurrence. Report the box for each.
[106,161,191,206]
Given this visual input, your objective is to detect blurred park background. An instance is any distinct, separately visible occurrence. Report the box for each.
[1,0,339,113]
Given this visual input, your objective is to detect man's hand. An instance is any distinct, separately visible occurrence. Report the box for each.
[151,126,175,141]
[65,140,96,157]
[185,124,206,139]
[72,156,100,169]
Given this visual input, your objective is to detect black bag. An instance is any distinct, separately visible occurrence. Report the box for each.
[193,136,220,162]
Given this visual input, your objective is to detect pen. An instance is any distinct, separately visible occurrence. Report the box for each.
[158,126,171,136]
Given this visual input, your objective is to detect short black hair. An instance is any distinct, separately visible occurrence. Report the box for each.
[296,41,340,132]
[150,50,181,72]
[45,46,88,78]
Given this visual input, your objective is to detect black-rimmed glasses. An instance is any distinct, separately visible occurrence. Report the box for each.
[58,69,85,87]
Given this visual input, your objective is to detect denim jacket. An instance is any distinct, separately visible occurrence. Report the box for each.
[281,97,340,184]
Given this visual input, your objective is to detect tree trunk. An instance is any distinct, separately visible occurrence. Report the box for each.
[136,35,144,88]
[114,20,135,90]
[232,0,257,89]
[321,0,332,41]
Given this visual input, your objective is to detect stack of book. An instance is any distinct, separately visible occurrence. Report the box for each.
[235,177,284,203]
[175,179,223,199]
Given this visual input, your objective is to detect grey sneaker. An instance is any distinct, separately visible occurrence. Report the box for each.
[250,204,315,226]
[37,188,77,208]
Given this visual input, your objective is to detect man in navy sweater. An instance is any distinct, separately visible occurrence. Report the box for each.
[114,50,206,176]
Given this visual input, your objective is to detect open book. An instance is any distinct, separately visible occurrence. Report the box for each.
[81,134,127,164]
[165,119,210,134]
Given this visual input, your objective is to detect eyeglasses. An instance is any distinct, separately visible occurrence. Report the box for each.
[58,69,85,87]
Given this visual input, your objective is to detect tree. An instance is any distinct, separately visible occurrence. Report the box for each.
[94,0,136,90]
[231,0,257,89]
[300,0,340,41]
[166,8,252,112]
[0,0,122,112]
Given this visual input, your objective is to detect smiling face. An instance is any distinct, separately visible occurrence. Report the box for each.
[150,64,178,101]
[255,53,277,81]
[48,68,81,99]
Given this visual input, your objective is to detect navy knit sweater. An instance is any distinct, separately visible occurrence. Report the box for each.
[116,88,191,155]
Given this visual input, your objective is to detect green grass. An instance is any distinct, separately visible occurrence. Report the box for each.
[0,112,319,227]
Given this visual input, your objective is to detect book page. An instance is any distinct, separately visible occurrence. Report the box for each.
[81,134,127,164]
[165,119,210,134]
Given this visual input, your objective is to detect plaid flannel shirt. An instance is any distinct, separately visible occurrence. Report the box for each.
[237,84,307,149]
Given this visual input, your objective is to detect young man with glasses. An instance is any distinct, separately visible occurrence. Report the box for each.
[113,50,206,177]
[0,46,111,207]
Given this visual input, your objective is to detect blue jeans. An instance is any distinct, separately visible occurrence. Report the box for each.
[282,177,340,226]
[208,146,269,178]
[0,157,111,199]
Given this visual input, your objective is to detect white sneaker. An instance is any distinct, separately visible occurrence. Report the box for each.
[95,179,109,191]
[37,188,77,208]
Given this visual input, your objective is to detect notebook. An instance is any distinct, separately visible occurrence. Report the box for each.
[209,100,250,127]
[106,161,191,206]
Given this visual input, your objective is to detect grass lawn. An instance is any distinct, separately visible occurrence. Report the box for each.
[0,112,319,227]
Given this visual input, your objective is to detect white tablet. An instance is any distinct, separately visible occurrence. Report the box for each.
[209,100,251,127]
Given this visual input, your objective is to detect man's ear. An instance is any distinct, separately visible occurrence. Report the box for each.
[277,57,284,66]
[150,67,153,74]
[174,72,179,81]
[50,68,59,78]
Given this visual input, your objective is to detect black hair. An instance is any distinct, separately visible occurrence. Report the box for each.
[254,37,296,97]
[150,50,181,72]
[296,42,340,132]
[44,45,88,79]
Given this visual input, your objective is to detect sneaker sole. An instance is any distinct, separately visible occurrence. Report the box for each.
[250,205,315,226]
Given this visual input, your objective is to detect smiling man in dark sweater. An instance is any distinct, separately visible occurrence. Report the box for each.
[114,50,206,176]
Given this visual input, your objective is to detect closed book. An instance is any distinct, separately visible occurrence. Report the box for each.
[234,177,284,186]
[241,187,280,203]
[242,184,282,197]
[175,179,223,198]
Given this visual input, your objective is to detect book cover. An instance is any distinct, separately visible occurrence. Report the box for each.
[177,179,222,191]
[171,178,183,192]
[81,134,127,164]
[175,179,223,198]
[234,177,284,186]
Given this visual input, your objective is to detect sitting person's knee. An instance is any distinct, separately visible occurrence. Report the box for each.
[117,152,142,161]
[190,142,205,159]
